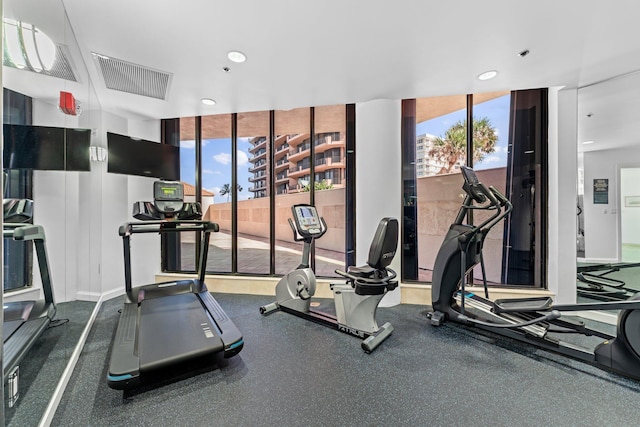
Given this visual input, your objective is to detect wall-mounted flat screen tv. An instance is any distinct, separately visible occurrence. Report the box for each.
[2,124,91,171]
[107,132,179,180]
[65,128,91,171]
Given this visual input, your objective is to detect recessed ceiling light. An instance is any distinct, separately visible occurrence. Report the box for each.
[227,50,247,63]
[582,140,595,145]
[478,70,498,81]
[201,98,216,106]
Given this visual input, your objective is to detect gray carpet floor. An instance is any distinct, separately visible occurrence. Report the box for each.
[52,293,640,427]
[6,300,96,427]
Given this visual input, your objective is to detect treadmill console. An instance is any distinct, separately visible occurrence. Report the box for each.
[291,204,322,237]
[3,198,34,223]
[153,181,184,217]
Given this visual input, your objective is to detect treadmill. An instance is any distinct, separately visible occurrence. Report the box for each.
[3,198,56,407]
[107,180,244,390]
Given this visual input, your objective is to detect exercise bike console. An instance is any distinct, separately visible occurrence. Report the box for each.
[291,204,325,239]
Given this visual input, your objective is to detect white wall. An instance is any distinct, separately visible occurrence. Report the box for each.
[621,168,640,245]
[127,175,161,288]
[128,119,161,142]
[31,99,83,302]
[583,147,640,261]
[23,102,164,302]
[355,99,402,306]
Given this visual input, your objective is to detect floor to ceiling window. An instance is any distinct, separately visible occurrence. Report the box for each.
[312,105,347,277]
[173,105,353,277]
[237,111,271,274]
[402,89,547,288]
[274,108,311,275]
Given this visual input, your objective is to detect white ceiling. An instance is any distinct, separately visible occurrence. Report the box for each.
[4,0,640,151]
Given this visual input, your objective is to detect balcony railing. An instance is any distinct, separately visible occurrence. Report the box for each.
[313,132,342,147]
[296,143,311,154]
[249,162,267,173]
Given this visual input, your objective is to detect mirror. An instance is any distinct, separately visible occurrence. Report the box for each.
[577,71,640,303]
[3,0,99,424]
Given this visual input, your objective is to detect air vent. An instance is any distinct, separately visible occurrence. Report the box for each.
[92,52,171,100]
[2,44,78,82]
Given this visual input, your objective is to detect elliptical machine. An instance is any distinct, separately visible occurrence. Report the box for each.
[428,166,640,381]
[260,204,398,353]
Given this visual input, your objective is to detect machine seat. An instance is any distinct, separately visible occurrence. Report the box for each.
[346,265,376,278]
[337,218,399,295]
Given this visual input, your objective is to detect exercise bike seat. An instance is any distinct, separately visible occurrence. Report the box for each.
[337,218,399,295]
[346,264,376,278]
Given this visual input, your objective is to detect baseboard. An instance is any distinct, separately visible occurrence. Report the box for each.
[77,287,123,302]
[4,287,42,302]
[155,273,338,299]
[580,258,619,264]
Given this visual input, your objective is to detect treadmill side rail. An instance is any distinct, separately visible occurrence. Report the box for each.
[200,292,244,357]
[107,304,141,389]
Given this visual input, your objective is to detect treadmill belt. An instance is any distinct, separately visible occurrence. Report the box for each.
[138,293,224,371]
[3,320,24,343]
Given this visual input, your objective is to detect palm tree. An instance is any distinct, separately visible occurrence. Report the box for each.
[428,117,498,174]
[219,183,243,202]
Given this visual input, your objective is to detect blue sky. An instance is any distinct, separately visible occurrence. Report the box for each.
[180,137,255,203]
[181,94,511,201]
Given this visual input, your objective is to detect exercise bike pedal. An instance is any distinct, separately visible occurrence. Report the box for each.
[260,302,279,315]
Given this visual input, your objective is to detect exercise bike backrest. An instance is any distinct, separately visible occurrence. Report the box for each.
[336,217,399,284]
[367,218,399,271]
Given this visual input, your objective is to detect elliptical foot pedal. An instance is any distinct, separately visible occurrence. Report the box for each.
[429,311,445,326]
[493,296,553,313]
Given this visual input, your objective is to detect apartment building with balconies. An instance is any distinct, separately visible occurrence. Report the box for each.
[248,131,346,197]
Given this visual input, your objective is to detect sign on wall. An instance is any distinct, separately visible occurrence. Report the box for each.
[593,178,609,204]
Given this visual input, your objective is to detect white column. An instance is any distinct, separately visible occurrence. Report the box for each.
[355,99,402,306]
[547,87,578,304]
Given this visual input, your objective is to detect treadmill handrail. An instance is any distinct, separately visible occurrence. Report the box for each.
[120,220,216,293]
[119,220,219,237]
[3,224,55,305]
[3,223,46,241]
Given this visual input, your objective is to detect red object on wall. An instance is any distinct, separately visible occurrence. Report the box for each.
[59,91,77,115]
